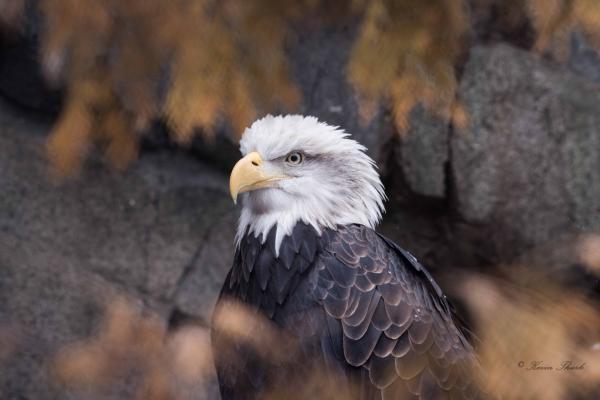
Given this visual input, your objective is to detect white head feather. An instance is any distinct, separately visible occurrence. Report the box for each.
[236,115,386,254]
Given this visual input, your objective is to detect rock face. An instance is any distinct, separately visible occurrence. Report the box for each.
[453,44,600,256]
[568,31,600,84]
[0,100,235,399]
[395,106,449,198]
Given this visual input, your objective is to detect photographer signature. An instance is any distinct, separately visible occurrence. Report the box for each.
[517,361,585,371]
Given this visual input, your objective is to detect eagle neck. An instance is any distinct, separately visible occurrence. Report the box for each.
[236,208,323,257]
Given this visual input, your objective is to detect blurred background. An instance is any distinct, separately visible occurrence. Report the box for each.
[0,1,599,399]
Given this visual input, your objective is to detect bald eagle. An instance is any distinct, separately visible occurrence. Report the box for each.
[211,115,483,400]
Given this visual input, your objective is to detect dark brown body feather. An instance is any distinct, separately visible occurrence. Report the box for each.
[211,223,483,400]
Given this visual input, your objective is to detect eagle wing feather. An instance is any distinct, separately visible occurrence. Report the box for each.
[315,225,483,400]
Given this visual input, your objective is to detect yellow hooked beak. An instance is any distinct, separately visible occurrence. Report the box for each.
[229,152,288,204]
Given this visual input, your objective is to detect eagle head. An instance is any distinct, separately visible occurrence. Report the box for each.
[230,115,386,253]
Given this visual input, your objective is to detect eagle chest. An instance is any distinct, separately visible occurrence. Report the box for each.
[225,223,329,324]
[213,224,339,399]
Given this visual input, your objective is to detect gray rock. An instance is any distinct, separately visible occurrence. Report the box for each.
[452,44,600,256]
[173,210,237,322]
[396,106,449,198]
[0,100,234,399]
[0,246,134,400]
[568,31,600,84]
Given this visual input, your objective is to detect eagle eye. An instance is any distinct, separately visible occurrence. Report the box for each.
[285,151,304,165]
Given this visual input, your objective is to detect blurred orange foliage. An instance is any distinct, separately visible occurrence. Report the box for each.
[39,0,302,175]
[527,0,600,56]
[53,298,215,400]
[51,273,600,399]
[462,274,600,400]
[348,0,468,132]
[3,0,600,174]
[53,296,362,400]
